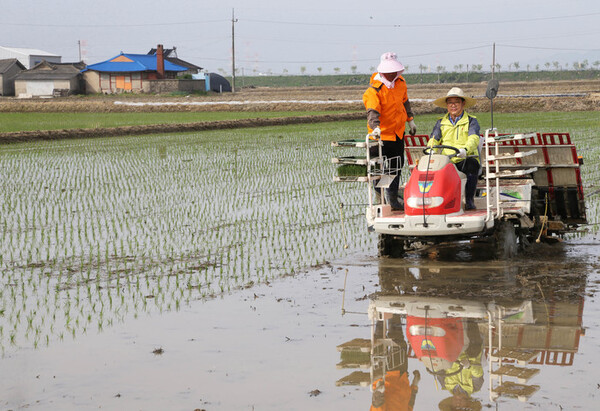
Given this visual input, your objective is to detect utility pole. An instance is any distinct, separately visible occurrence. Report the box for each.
[78,40,81,62]
[491,42,496,79]
[231,8,238,93]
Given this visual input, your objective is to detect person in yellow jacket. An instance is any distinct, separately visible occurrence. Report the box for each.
[363,52,416,210]
[427,87,481,210]
[433,319,484,410]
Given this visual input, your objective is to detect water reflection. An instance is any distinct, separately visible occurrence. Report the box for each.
[337,256,586,409]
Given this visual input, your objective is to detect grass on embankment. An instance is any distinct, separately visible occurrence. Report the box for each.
[0,111,354,133]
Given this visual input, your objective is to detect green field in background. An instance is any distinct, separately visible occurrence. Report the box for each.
[1,110,597,134]
[0,110,354,133]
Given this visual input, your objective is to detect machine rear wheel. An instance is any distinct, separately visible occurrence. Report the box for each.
[378,234,406,258]
[494,220,518,259]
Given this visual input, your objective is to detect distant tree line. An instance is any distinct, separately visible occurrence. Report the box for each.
[227,68,599,88]
[218,59,600,78]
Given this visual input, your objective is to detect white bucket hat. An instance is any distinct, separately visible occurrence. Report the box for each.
[433,87,477,108]
[377,52,405,74]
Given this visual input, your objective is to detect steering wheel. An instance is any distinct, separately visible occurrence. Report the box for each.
[423,145,460,157]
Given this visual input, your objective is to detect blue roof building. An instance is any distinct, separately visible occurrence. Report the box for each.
[82,47,191,94]
[84,53,188,74]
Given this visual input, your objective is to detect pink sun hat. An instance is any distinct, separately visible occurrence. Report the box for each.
[377,52,405,74]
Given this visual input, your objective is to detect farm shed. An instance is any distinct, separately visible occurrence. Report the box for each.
[14,61,86,97]
[204,72,231,93]
[0,46,61,69]
[82,45,193,94]
[0,58,26,96]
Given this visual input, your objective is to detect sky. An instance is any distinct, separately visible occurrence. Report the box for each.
[3,0,600,75]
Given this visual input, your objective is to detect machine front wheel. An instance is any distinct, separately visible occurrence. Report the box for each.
[493,220,518,259]
[378,234,406,258]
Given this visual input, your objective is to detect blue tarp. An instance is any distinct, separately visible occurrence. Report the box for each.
[83,53,188,73]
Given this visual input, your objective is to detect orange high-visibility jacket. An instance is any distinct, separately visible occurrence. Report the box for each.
[363,73,413,141]
[370,371,417,411]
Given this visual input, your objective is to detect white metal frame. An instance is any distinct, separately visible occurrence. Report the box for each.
[483,129,539,223]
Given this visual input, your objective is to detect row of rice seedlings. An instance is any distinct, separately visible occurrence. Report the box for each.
[569,126,600,237]
[0,124,374,353]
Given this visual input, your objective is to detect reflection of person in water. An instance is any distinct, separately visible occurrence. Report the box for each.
[435,320,484,411]
[370,314,420,411]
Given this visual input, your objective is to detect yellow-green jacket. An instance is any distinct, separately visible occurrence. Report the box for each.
[436,352,484,396]
[427,111,481,163]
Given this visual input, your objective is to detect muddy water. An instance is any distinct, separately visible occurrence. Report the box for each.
[1,238,599,411]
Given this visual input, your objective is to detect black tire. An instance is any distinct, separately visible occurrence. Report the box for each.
[378,234,405,258]
[494,220,518,259]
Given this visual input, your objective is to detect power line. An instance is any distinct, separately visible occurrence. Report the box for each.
[497,44,600,52]
[244,11,600,28]
[193,41,600,67]
[5,11,599,29]
[0,19,228,28]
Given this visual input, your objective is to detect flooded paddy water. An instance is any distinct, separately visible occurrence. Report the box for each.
[1,115,599,410]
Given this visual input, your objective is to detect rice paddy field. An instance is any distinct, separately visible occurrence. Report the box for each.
[1,110,599,410]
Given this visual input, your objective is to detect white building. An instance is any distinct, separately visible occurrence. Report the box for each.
[0,46,61,69]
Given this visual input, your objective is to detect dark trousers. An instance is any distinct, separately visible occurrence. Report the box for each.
[456,157,480,205]
[455,157,480,176]
[369,136,405,192]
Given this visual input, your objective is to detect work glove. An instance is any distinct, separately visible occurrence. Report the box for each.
[412,370,421,385]
[372,126,381,137]
[407,119,417,136]
[372,390,385,407]
[457,148,467,159]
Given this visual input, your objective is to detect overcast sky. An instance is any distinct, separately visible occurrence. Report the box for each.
[3,0,600,75]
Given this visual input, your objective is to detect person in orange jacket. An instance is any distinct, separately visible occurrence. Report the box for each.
[363,52,416,210]
[370,314,420,410]
[371,369,420,411]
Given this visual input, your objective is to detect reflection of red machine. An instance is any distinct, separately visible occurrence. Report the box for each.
[406,316,467,372]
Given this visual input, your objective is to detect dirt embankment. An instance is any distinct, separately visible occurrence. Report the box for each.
[0,113,365,144]
[0,80,598,143]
